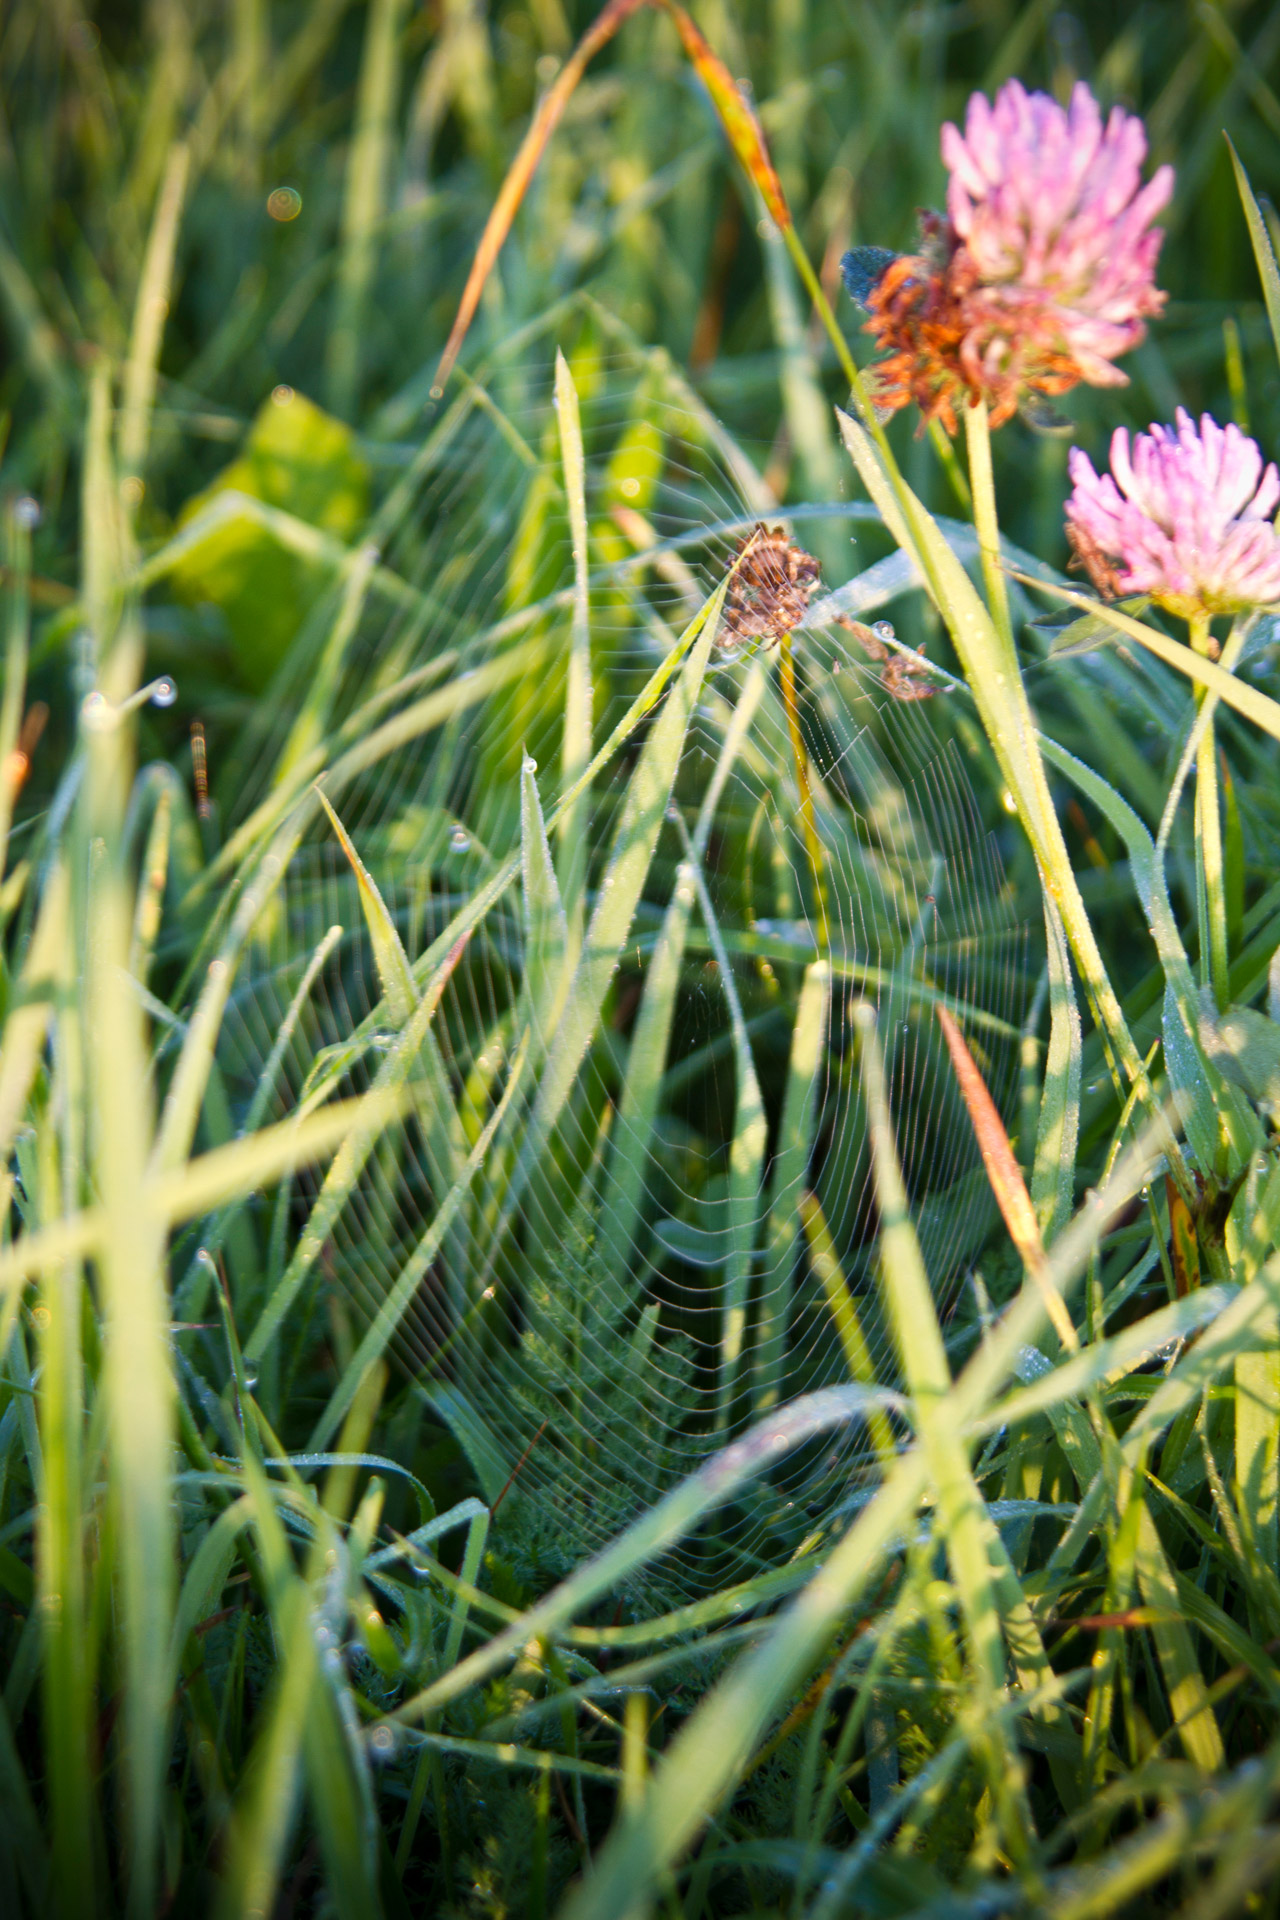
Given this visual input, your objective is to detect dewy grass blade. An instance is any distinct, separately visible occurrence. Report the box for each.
[316,786,415,1025]
[854,1003,1037,1875]
[936,1003,1078,1352]
[306,1030,530,1450]
[1032,891,1082,1246]
[837,407,1190,1195]
[555,348,593,938]
[560,1127,1166,1920]
[0,499,32,887]
[595,862,696,1288]
[682,842,767,1429]
[797,1189,894,1465]
[1133,1501,1227,1770]
[488,581,726,1255]
[1227,135,1280,373]
[325,0,407,419]
[0,1091,407,1311]
[520,747,569,1035]
[390,1386,902,1725]
[80,363,173,1919]
[755,959,829,1413]
[118,141,189,485]
[1013,570,1280,746]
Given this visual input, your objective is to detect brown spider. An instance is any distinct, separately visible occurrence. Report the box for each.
[836,614,936,702]
[718,524,823,653]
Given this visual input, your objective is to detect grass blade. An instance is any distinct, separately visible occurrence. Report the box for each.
[755,960,829,1412]
[1032,892,1082,1246]
[555,348,593,938]
[1227,134,1280,371]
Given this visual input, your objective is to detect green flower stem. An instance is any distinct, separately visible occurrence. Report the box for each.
[1190,611,1230,1008]
[787,226,1189,1195]
[964,398,1015,663]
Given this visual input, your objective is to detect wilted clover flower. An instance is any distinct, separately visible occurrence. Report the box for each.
[860,80,1172,431]
[1066,410,1280,621]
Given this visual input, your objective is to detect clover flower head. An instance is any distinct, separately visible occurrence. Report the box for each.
[861,80,1172,432]
[942,80,1173,383]
[1065,410,1280,618]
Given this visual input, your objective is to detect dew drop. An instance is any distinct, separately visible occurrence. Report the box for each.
[665,803,681,823]
[523,754,538,773]
[151,677,177,708]
[81,690,113,731]
[449,825,470,852]
[12,495,41,530]
[241,1366,259,1390]
[871,619,895,642]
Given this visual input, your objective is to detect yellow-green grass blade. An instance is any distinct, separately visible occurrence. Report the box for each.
[0,499,32,887]
[797,1189,895,1466]
[36,1076,94,1917]
[595,862,696,1288]
[391,1384,904,1727]
[0,861,69,1162]
[1015,571,1280,747]
[80,363,173,1920]
[484,579,726,1267]
[306,1030,531,1451]
[118,140,188,486]
[837,408,1183,1186]
[520,746,569,1034]
[555,347,593,937]
[1227,135,1280,373]
[242,926,470,1364]
[553,1124,1165,1920]
[313,787,466,1217]
[215,1458,321,1920]
[127,777,172,985]
[1032,891,1082,1246]
[325,0,408,418]
[755,959,829,1413]
[275,541,380,786]
[684,847,767,1429]
[0,1089,407,1295]
[1133,1501,1226,1771]
[316,785,415,1025]
[855,1003,1036,1869]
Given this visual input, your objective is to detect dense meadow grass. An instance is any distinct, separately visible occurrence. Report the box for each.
[7,1,1280,1914]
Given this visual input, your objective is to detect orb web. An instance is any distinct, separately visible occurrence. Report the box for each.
[214,317,1026,1600]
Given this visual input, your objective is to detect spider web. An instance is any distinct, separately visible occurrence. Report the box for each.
[214,310,1026,1598]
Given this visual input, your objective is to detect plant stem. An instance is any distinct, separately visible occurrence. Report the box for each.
[1190,612,1230,1006]
[778,630,827,953]
[789,231,1190,1196]
[964,398,1015,664]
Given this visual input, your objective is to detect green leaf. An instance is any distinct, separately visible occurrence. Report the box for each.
[1199,1000,1280,1122]
[168,388,369,689]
